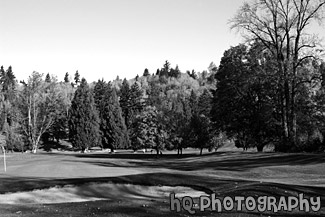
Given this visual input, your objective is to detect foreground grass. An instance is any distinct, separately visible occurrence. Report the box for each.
[0,149,324,216]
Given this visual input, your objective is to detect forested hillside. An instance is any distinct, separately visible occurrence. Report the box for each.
[0,61,224,155]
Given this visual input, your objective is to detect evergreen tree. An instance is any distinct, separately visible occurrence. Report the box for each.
[68,78,100,152]
[189,90,198,115]
[190,70,197,80]
[0,66,16,129]
[94,80,129,150]
[120,81,144,129]
[147,83,162,107]
[119,78,132,128]
[198,89,212,118]
[160,60,170,77]
[131,106,165,155]
[74,70,80,85]
[45,73,51,83]
[93,79,107,148]
[64,72,70,83]
[0,66,5,83]
[0,66,16,101]
[143,68,150,77]
[101,87,129,151]
[0,66,16,94]
[170,65,181,78]
[120,80,145,134]
[130,82,144,114]
[93,79,106,113]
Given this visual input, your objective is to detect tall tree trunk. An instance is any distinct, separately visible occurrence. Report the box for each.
[291,82,297,149]
[278,59,290,152]
[281,81,290,151]
[284,79,291,146]
[32,136,40,154]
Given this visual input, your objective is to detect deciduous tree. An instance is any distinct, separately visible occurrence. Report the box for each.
[19,71,63,153]
[231,0,325,151]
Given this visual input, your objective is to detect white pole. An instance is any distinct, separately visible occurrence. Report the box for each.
[3,150,6,172]
[1,146,6,172]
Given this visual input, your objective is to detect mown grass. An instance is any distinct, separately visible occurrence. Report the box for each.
[0,148,324,216]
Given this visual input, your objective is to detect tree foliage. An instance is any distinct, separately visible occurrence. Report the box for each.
[68,78,100,151]
[18,72,63,153]
[212,43,278,152]
[231,0,325,151]
[64,72,70,83]
[94,80,129,150]
[130,106,167,155]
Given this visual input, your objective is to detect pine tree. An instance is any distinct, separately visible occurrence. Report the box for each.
[64,72,70,83]
[130,82,144,113]
[0,66,4,79]
[160,60,170,77]
[93,79,106,112]
[131,106,165,155]
[119,78,131,128]
[74,71,80,85]
[143,68,150,77]
[120,80,145,132]
[0,66,16,130]
[101,88,129,151]
[93,80,129,150]
[0,66,16,101]
[93,79,107,148]
[189,90,198,115]
[147,83,162,107]
[68,78,100,152]
[45,73,51,83]
[170,65,181,78]
[198,89,212,118]
[190,70,197,80]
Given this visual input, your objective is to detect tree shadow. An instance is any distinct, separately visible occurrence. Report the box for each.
[61,152,325,172]
[0,173,324,216]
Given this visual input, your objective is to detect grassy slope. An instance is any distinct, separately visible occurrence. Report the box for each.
[0,147,324,216]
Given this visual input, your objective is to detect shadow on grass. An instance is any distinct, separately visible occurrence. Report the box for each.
[1,172,325,197]
[59,151,325,172]
[0,173,324,216]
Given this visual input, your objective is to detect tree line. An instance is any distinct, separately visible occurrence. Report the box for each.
[1,0,325,155]
[0,61,223,155]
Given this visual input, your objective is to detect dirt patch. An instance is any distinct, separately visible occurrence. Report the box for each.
[0,182,207,204]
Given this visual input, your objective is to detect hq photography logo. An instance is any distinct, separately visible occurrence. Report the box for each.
[170,193,321,214]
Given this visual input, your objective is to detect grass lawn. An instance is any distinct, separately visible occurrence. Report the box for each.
[0,146,324,216]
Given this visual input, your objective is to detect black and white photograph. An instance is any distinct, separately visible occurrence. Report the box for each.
[0,0,325,216]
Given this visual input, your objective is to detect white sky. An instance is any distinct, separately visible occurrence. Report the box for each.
[0,0,324,82]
